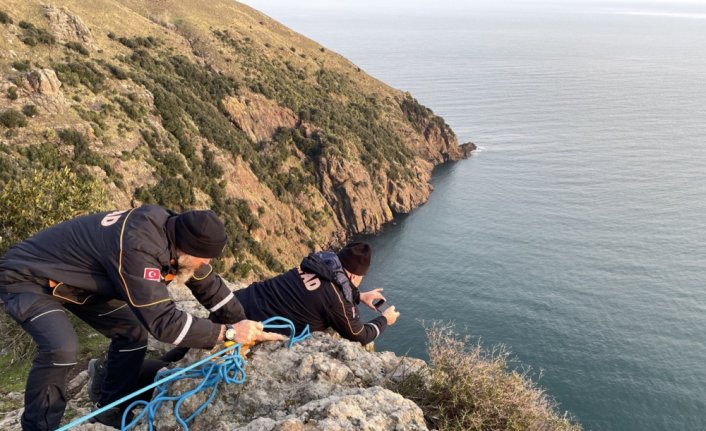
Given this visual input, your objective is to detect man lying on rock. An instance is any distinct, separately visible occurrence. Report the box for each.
[0,205,283,430]
[235,241,401,345]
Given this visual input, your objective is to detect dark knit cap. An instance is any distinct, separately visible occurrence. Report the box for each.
[174,209,228,258]
[337,242,372,276]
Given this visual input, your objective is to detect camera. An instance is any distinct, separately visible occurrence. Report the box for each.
[373,299,392,313]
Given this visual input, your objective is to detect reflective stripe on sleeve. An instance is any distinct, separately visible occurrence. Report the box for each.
[173,314,193,345]
[209,292,235,313]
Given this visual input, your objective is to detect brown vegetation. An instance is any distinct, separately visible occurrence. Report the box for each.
[389,323,582,431]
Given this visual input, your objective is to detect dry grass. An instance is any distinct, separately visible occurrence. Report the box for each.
[389,323,582,431]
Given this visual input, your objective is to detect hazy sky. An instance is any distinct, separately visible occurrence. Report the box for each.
[239,0,706,18]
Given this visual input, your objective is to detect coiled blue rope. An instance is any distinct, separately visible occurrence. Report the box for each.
[56,317,311,431]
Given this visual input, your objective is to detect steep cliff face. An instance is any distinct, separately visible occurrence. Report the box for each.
[0,0,473,278]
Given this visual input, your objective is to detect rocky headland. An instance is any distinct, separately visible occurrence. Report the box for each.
[0,0,474,280]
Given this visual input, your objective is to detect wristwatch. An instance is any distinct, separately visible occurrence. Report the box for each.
[224,324,236,342]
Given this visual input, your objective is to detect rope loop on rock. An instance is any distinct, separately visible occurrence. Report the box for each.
[56,317,311,431]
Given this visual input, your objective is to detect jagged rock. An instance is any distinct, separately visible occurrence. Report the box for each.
[19,69,62,95]
[13,68,68,113]
[223,91,298,143]
[43,6,93,46]
[0,407,22,431]
[67,370,89,393]
[141,332,427,430]
[234,387,427,430]
[460,141,477,157]
[318,156,394,234]
[386,161,433,214]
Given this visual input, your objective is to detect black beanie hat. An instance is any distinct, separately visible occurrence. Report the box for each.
[337,242,372,276]
[174,209,228,258]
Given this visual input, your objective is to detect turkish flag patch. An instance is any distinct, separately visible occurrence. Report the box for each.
[143,268,161,281]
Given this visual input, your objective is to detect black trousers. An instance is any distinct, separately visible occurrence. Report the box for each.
[0,290,148,431]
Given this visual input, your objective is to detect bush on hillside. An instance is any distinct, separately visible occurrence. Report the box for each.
[18,20,55,46]
[0,168,105,363]
[65,41,89,55]
[389,323,582,431]
[22,104,38,117]
[0,109,27,128]
[0,11,12,24]
[11,60,30,71]
[54,61,105,93]
[6,86,18,100]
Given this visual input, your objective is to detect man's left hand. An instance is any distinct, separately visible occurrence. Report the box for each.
[359,288,385,311]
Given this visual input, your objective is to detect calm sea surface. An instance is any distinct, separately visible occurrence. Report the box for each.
[243,1,706,429]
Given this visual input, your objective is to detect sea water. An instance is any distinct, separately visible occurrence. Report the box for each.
[242,1,706,429]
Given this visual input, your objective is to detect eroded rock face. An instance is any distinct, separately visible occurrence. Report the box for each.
[19,69,62,95]
[223,91,299,143]
[14,68,68,113]
[318,156,394,234]
[147,332,427,430]
[44,6,93,46]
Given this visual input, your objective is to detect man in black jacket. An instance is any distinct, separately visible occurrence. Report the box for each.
[0,205,281,430]
[235,242,400,345]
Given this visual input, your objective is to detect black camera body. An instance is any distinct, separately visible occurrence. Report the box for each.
[373,299,392,313]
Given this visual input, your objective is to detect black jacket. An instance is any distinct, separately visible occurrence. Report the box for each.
[235,253,388,345]
[0,205,245,348]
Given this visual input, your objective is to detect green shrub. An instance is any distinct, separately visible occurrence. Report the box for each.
[18,20,55,45]
[0,165,105,262]
[58,129,115,177]
[65,41,89,55]
[0,11,12,24]
[389,323,582,431]
[104,62,128,79]
[6,86,18,100]
[54,61,105,93]
[0,109,27,128]
[19,142,63,170]
[118,36,159,49]
[115,95,145,121]
[11,60,30,71]
[22,104,38,117]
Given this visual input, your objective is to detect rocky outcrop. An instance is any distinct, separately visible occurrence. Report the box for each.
[14,68,68,113]
[318,156,393,234]
[223,91,299,143]
[0,291,429,431]
[19,69,62,95]
[141,333,428,430]
[43,6,93,46]
[386,163,433,214]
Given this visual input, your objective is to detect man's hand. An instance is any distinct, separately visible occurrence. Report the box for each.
[230,320,262,345]
[382,306,400,326]
[228,320,286,344]
[255,330,286,342]
[359,288,385,311]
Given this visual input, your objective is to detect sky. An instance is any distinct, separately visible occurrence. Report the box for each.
[238,0,706,19]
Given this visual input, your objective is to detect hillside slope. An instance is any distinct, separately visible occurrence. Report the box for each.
[0,0,473,278]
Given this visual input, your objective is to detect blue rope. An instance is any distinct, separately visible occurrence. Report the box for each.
[56,317,311,431]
